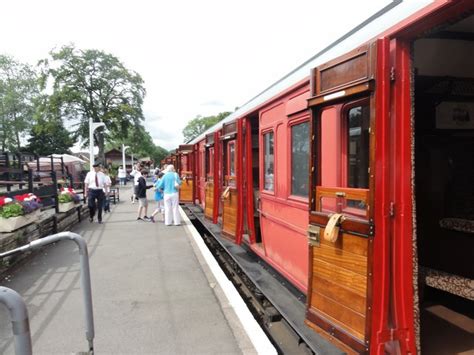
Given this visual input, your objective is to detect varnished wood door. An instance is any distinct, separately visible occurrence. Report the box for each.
[306,40,388,353]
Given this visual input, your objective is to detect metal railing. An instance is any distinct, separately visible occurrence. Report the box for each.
[0,232,94,354]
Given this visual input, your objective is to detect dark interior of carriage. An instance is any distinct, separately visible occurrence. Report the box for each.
[414,13,474,354]
[249,115,262,243]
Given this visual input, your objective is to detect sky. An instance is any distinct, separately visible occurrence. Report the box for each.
[1,0,391,151]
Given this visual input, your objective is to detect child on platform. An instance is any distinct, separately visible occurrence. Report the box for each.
[150,172,164,223]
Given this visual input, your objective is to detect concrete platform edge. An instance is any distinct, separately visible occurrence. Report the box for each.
[180,207,277,355]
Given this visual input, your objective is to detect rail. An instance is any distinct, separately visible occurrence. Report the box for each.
[0,232,95,354]
[0,287,32,355]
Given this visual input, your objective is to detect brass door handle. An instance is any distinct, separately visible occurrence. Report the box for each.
[221,186,230,200]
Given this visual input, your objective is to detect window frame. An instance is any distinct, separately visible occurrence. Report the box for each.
[261,129,275,194]
[288,114,310,202]
[227,141,236,177]
[341,97,371,190]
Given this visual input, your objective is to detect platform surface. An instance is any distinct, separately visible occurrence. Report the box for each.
[0,185,264,354]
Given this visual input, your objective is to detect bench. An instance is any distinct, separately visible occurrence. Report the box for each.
[421,267,474,301]
[109,187,120,204]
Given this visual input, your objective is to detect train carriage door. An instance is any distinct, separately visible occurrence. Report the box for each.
[220,120,239,239]
[178,144,194,203]
[204,133,217,222]
[306,40,390,353]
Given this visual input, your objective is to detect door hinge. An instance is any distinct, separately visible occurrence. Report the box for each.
[390,67,396,82]
[389,202,395,217]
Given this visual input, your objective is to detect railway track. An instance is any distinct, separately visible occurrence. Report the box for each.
[184,205,342,355]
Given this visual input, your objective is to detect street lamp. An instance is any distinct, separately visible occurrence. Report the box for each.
[122,144,130,175]
[89,117,105,169]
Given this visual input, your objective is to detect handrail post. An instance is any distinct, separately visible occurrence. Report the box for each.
[0,232,94,353]
[0,287,33,355]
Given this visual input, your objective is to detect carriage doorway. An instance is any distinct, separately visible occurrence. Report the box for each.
[412,13,474,354]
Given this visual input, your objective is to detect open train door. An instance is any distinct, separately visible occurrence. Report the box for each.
[220,120,241,240]
[306,39,391,354]
[204,132,219,223]
[177,144,194,203]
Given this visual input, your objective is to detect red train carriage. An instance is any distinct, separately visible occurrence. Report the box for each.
[177,1,474,353]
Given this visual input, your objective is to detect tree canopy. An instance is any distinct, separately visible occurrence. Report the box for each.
[106,125,168,166]
[0,55,38,152]
[39,44,146,164]
[182,111,231,142]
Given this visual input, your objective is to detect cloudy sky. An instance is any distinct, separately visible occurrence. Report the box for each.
[2,0,391,150]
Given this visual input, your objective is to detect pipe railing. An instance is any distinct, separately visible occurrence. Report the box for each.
[0,232,94,354]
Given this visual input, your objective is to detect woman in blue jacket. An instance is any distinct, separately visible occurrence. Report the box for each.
[157,165,182,226]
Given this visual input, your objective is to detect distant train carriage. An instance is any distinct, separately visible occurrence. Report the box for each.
[177,145,194,203]
[175,1,474,353]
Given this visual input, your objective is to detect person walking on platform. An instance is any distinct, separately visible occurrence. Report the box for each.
[150,171,164,223]
[118,165,126,185]
[130,163,142,204]
[84,162,107,224]
[136,169,153,221]
[157,165,182,226]
[102,168,112,213]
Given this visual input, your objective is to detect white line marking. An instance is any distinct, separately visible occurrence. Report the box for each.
[180,208,277,355]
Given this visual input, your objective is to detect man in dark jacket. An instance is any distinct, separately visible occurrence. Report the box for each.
[136,170,153,221]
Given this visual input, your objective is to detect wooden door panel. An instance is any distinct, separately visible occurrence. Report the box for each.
[310,291,366,341]
[222,188,237,237]
[179,171,193,203]
[315,242,367,275]
[312,258,367,296]
[311,276,366,315]
[204,181,214,219]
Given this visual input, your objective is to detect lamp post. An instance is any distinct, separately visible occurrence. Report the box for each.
[122,144,130,183]
[89,117,105,169]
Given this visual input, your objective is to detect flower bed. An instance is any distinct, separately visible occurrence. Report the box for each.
[58,187,81,213]
[0,194,42,233]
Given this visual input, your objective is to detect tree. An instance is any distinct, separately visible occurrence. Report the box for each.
[39,44,146,164]
[106,124,168,166]
[0,55,39,152]
[182,111,231,142]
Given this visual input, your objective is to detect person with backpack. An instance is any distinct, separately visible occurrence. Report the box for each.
[136,169,153,221]
[157,165,182,226]
[150,171,164,223]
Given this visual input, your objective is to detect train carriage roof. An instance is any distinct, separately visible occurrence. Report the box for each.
[188,0,435,145]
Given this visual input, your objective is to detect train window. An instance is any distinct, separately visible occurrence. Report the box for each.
[229,142,236,176]
[347,104,370,189]
[263,132,274,191]
[291,121,309,197]
[205,148,214,177]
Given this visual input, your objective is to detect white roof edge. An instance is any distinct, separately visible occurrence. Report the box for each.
[188,0,434,145]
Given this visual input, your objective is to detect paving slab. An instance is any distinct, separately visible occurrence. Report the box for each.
[0,186,260,354]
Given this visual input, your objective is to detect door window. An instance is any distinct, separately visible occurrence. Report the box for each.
[228,142,235,176]
[263,132,274,191]
[291,121,310,197]
[347,105,370,189]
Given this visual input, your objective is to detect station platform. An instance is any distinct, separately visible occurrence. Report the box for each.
[0,186,276,354]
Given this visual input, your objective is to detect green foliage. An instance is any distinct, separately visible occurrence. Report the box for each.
[58,194,73,203]
[27,118,75,156]
[39,44,146,163]
[182,111,231,142]
[107,124,168,166]
[0,55,39,152]
[0,203,24,218]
